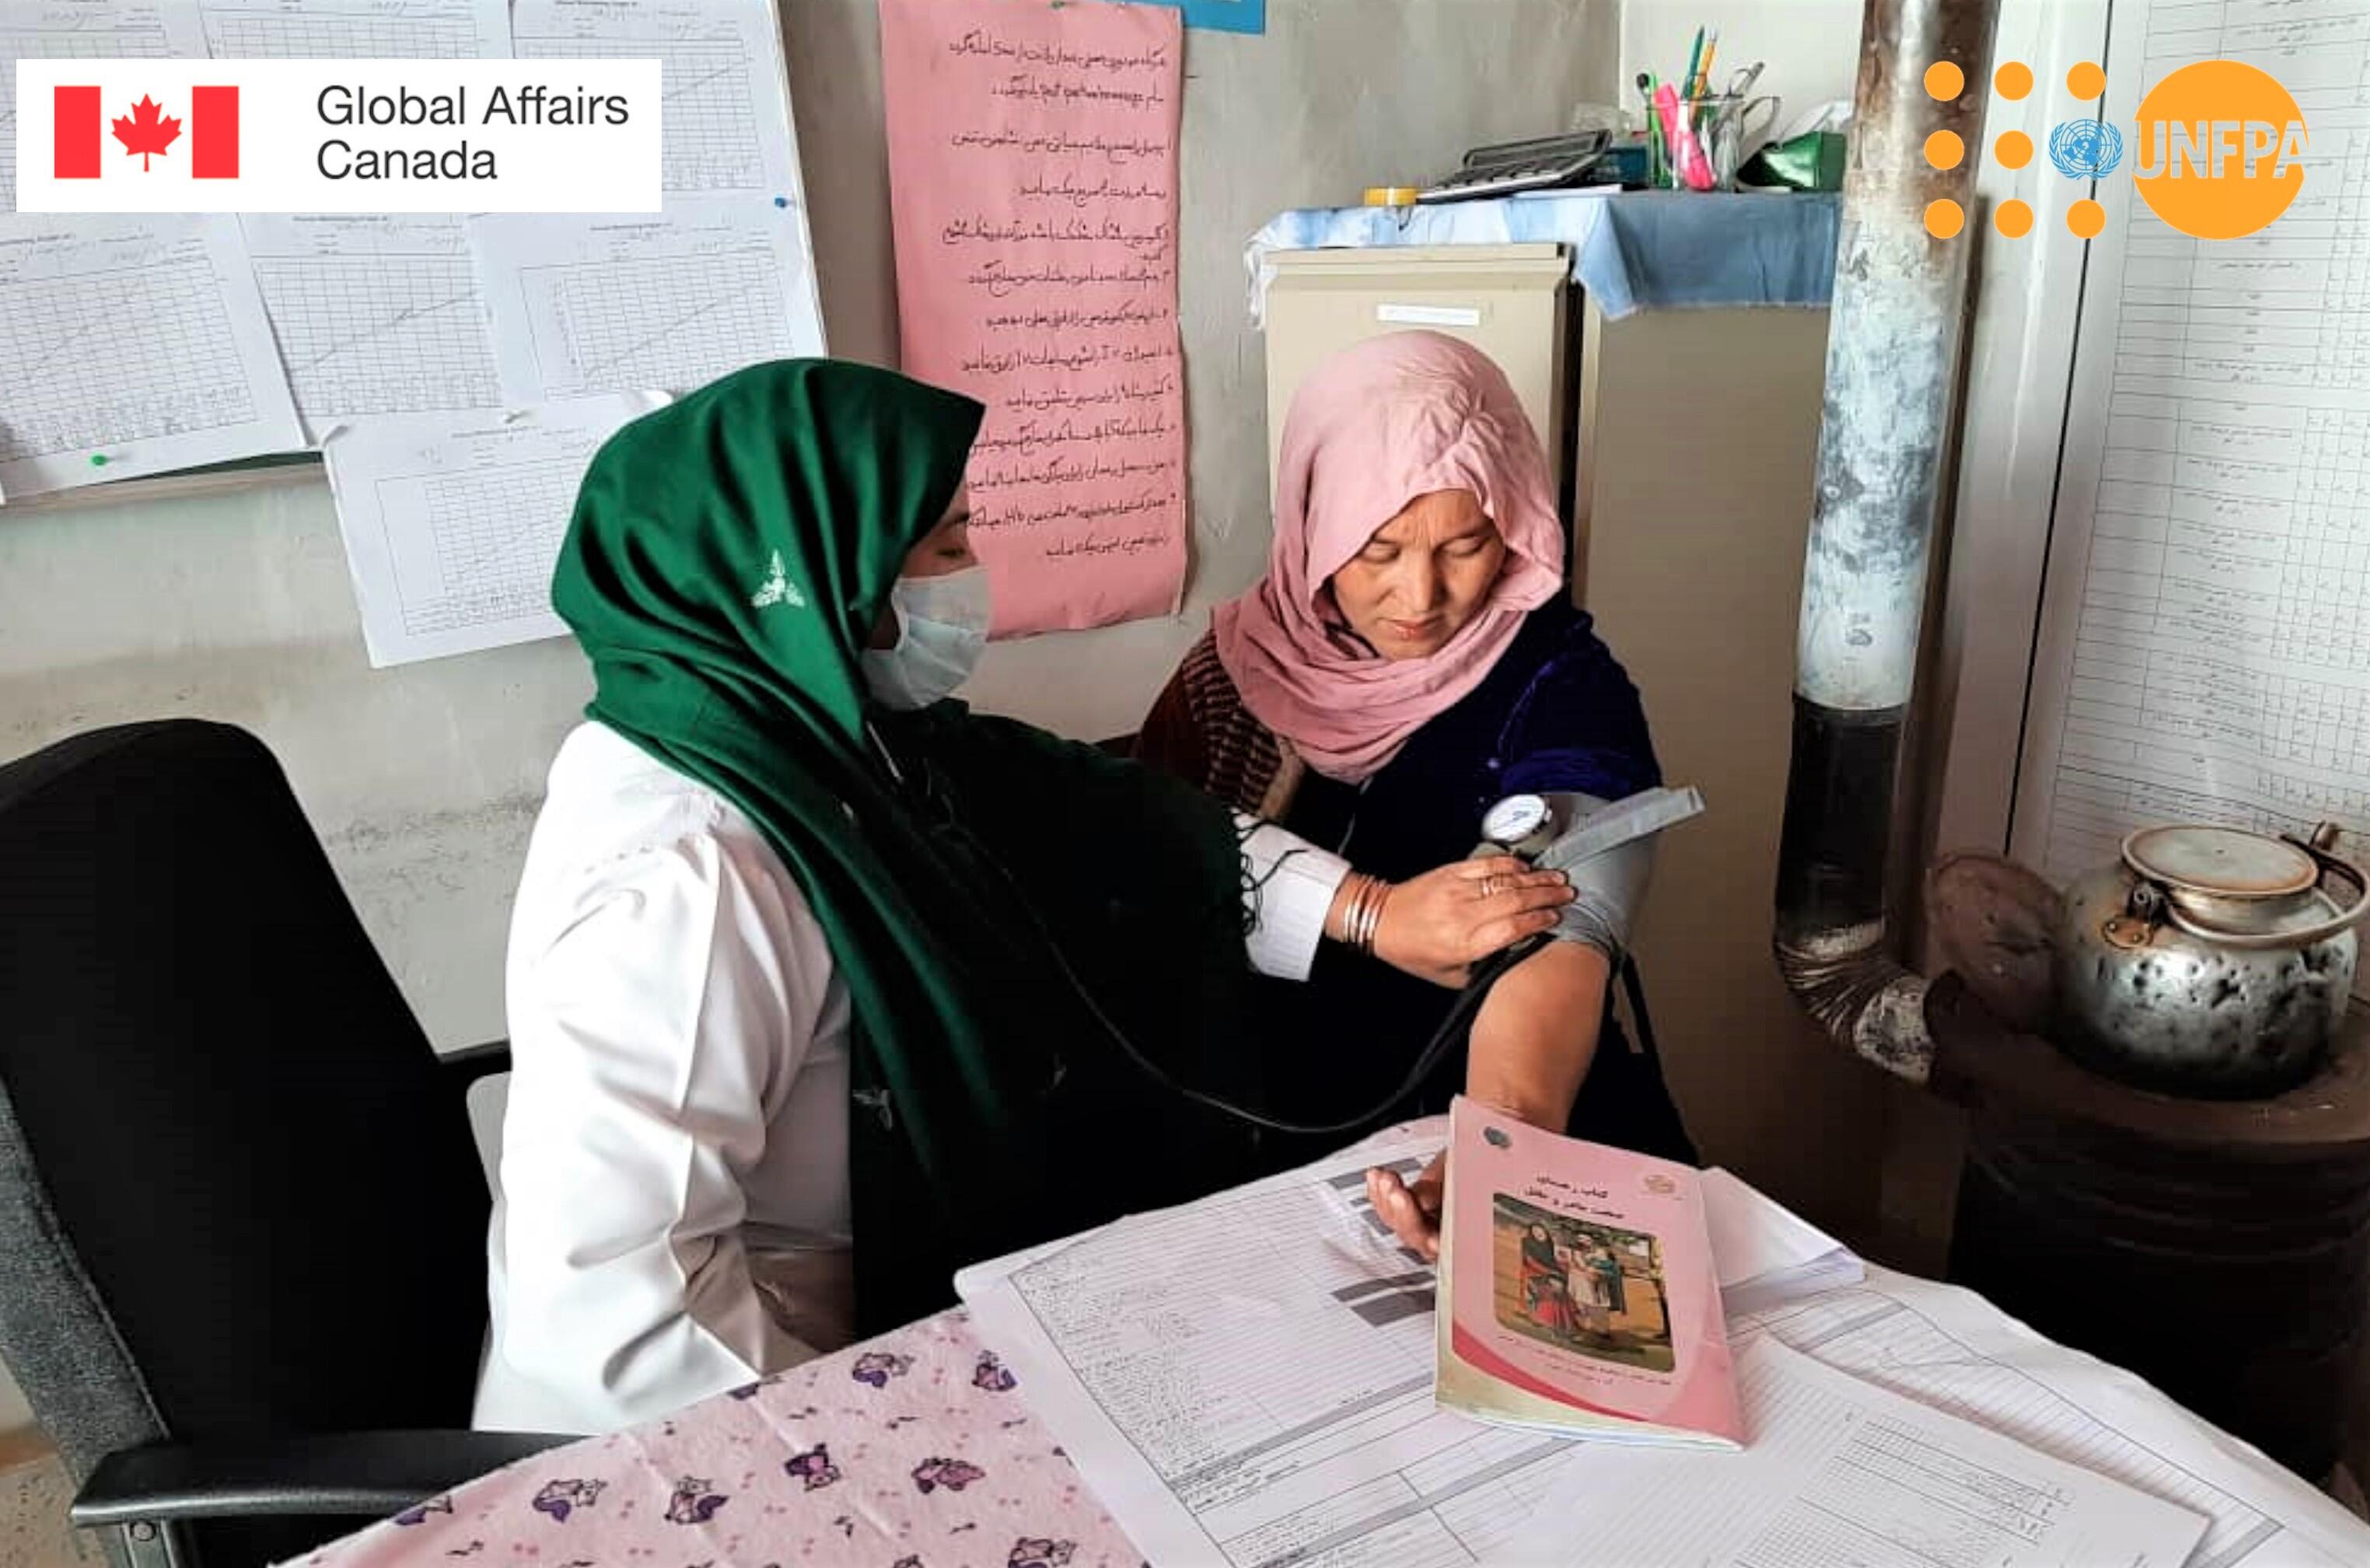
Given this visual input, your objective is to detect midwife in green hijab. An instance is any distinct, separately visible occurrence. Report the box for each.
[474,360,1576,1435]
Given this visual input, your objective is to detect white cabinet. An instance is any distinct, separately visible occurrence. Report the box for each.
[1260,243,1573,501]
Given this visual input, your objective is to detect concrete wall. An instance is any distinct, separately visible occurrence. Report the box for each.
[0,474,586,1053]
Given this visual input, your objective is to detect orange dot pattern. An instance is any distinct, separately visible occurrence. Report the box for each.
[2068,198,2106,238]
[1926,56,2061,243]
[2068,61,2106,100]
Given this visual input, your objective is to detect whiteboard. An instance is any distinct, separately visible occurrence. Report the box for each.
[0,0,823,505]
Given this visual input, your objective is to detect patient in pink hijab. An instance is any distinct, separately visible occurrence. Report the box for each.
[1135,331,1694,1255]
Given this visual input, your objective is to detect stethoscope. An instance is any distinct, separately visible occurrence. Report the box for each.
[869,714,1701,1138]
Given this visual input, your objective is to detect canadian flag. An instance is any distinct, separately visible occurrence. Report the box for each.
[52,85,239,179]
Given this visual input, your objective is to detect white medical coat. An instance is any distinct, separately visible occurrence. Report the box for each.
[474,721,1348,1434]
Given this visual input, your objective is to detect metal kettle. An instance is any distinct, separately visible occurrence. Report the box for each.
[1930,822,2370,1096]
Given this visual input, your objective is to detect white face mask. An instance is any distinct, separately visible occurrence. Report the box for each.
[861,567,991,711]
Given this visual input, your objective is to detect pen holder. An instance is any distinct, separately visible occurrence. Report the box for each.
[1661,93,1781,191]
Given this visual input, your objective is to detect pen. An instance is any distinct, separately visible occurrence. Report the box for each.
[1641,71,1665,185]
[1683,26,1704,106]
[1696,31,1719,99]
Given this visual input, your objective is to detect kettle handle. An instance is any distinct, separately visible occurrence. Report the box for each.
[2291,824,2370,927]
[2158,823,2370,948]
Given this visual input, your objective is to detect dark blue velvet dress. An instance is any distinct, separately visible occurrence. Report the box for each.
[1247,599,1698,1167]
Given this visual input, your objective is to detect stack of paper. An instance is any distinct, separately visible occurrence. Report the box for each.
[1530,1333,2207,1567]
[1701,1165,1862,1316]
[956,1123,2370,1568]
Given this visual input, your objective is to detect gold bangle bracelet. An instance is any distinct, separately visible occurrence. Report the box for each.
[1358,878,1393,955]
[1362,878,1394,955]
[1337,873,1371,951]
[1346,874,1389,956]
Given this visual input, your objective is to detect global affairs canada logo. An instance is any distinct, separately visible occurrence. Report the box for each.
[1920,55,2309,242]
[14,59,660,215]
[52,86,239,179]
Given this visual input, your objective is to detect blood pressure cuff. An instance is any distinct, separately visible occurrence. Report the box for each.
[1542,792,1654,964]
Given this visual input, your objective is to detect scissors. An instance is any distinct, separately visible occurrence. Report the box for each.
[1725,92,1783,153]
[1702,65,1781,158]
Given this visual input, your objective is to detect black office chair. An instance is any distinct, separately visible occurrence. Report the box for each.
[0,721,565,1567]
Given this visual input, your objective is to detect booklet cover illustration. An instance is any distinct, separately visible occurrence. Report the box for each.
[1438,1098,1743,1448]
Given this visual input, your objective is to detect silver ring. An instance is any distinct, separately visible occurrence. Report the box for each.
[1480,875,1503,899]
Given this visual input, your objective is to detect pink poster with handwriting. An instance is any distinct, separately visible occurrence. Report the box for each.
[880,0,1187,637]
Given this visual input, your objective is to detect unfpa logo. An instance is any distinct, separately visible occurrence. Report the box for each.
[2126,59,2306,238]
[1922,56,2307,242]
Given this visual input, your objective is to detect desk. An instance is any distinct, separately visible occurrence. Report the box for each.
[297,1310,1141,1568]
[295,1157,2370,1568]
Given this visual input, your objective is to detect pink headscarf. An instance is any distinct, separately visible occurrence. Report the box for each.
[1212,330,1565,782]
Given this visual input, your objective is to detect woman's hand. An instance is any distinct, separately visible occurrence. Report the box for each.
[1366,1154,1445,1261]
[1366,857,1572,987]
[1365,941,1614,1261]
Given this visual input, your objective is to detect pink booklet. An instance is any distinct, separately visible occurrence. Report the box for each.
[1437,1097,1743,1448]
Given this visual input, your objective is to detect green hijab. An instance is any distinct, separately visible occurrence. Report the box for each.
[553,360,1264,1330]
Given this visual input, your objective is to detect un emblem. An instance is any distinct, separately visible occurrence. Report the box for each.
[2049,119,2126,179]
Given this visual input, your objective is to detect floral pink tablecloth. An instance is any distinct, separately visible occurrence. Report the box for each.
[296,1311,1141,1568]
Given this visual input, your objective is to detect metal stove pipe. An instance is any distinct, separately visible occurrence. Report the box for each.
[1774,0,2003,1083]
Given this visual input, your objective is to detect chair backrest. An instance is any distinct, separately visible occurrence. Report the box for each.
[0,721,492,1479]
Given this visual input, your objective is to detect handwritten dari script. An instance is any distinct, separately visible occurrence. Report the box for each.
[883,0,1188,634]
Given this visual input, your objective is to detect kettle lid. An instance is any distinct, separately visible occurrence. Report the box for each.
[2122,823,2317,901]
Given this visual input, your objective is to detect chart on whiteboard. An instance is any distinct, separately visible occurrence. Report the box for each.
[320,393,666,667]
[469,200,825,403]
[2012,0,2370,896]
[511,0,807,199]
[0,213,304,498]
[192,0,511,60]
[244,215,503,439]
